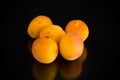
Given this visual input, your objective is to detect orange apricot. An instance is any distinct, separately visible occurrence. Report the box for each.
[59,32,84,61]
[32,37,58,64]
[27,15,53,38]
[65,19,89,41]
[39,25,65,44]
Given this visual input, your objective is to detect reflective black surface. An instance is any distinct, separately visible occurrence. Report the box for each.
[3,0,119,80]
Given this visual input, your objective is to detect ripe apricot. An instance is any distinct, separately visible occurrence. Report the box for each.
[39,25,65,44]
[59,32,84,61]
[32,37,58,64]
[27,15,53,38]
[65,19,89,41]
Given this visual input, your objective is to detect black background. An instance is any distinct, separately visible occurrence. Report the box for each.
[3,0,119,80]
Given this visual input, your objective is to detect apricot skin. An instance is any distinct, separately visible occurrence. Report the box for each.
[32,37,58,64]
[39,25,65,44]
[27,15,53,38]
[65,20,89,41]
[59,32,84,61]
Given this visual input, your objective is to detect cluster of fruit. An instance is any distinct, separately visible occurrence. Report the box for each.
[27,15,89,64]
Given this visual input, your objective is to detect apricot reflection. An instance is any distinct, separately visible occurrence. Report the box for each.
[77,46,88,62]
[59,46,88,80]
[32,46,88,80]
[32,61,58,80]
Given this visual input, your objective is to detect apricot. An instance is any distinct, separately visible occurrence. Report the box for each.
[27,15,53,38]
[65,19,89,41]
[39,25,65,44]
[32,61,58,80]
[59,32,84,61]
[32,37,58,64]
[59,58,83,80]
